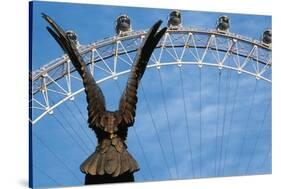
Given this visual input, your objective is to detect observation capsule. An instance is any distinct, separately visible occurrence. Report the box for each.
[262,29,272,45]
[168,10,182,29]
[217,15,230,32]
[66,30,79,45]
[115,15,132,35]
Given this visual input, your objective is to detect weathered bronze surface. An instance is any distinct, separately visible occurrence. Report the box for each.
[42,13,167,183]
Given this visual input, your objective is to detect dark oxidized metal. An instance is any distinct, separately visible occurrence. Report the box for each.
[42,13,167,184]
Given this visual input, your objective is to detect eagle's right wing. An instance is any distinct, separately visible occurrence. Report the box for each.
[42,13,106,129]
[119,20,167,126]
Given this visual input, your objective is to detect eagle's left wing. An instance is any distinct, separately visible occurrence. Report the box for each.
[42,13,106,130]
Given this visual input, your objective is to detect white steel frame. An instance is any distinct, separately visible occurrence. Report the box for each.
[30,27,272,124]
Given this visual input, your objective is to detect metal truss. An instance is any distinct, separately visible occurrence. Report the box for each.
[30,27,272,124]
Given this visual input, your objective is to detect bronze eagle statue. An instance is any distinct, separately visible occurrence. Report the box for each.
[42,13,167,184]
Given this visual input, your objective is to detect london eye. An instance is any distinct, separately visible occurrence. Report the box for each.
[30,3,272,188]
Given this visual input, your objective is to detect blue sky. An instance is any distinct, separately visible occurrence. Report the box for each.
[30,1,272,188]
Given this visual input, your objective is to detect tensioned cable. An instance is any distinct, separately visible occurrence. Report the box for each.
[214,70,222,176]
[221,73,241,175]
[131,128,154,180]
[63,101,96,147]
[217,69,232,176]
[178,66,195,178]
[72,100,87,123]
[137,169,145,181]
[258,87,272,174]
[245,99,271,174]
[140,83,173,178]
[157,69,179,178]
[33,164,63,186]
[259,94,272,174]
[33,133,82,183]
[129,159,145,181]
[51,114,88,155]
[114,80,154,180]
[71,100,97,145]
[52,92,95,147]
[260,146,271,172]
[236,79,258,174]
[50,98,92,152]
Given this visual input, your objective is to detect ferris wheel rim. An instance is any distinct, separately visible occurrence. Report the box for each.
[31,27,272,124]
[32,27,271,81]
[31,60,271,125]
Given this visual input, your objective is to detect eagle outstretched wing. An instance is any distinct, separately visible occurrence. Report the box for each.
[119,21,167,126]
[42,13,106,129]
